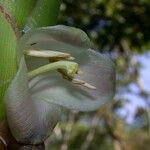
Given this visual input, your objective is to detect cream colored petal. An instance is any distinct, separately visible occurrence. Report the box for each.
[30,49,115,111]
[5,57,61,144]
[18,25,91,70]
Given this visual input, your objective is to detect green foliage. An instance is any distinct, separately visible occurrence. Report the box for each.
[25,0,60,30]
[0,0,61,30]
[0,7,17,119]
[48,123,114,150]
[59,0,150,52]
[127,129,150,150]
[46,121,150,150]
[0,0,36,28]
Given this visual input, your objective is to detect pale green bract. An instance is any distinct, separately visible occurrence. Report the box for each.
[5,25,115,144]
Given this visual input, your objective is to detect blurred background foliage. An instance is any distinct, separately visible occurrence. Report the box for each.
[46,0,150,149]
[58,0,150,52]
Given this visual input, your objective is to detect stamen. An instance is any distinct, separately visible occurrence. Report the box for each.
[28,61,78,79]
[25,49,96,90]
[72,78,96,90]
[48,56,75,63]
[58,70,96,90]
[72,79,85,84]
[83,83,96,89]
[24,50,71,59]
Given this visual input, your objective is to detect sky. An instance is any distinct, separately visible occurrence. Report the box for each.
[117,51,150,124]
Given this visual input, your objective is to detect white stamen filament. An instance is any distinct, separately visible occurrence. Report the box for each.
[25,49,96,90]
[83,83,96,89]
[72,79,96,90]
[24,50,71,59]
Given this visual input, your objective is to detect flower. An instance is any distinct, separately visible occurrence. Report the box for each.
[5,25,115,145]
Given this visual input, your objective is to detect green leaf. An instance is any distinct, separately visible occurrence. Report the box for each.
[0,0,37,29]
[12,0,37,29]
[24,0,60,31]
[0,6,17,120]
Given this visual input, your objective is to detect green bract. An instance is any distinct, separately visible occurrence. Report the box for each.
[5,25,115,144]
[0,5,17,120]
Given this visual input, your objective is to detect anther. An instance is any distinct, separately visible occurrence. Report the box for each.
[72,78,96,90]
[24,50,71,59]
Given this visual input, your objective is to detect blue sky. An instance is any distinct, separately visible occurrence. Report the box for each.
[117,51,150,124]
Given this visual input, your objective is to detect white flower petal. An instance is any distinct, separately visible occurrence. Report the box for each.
[30,49,115,111]
[18,25,91,70]
[5,57,61,144]
[6,25,115,144]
